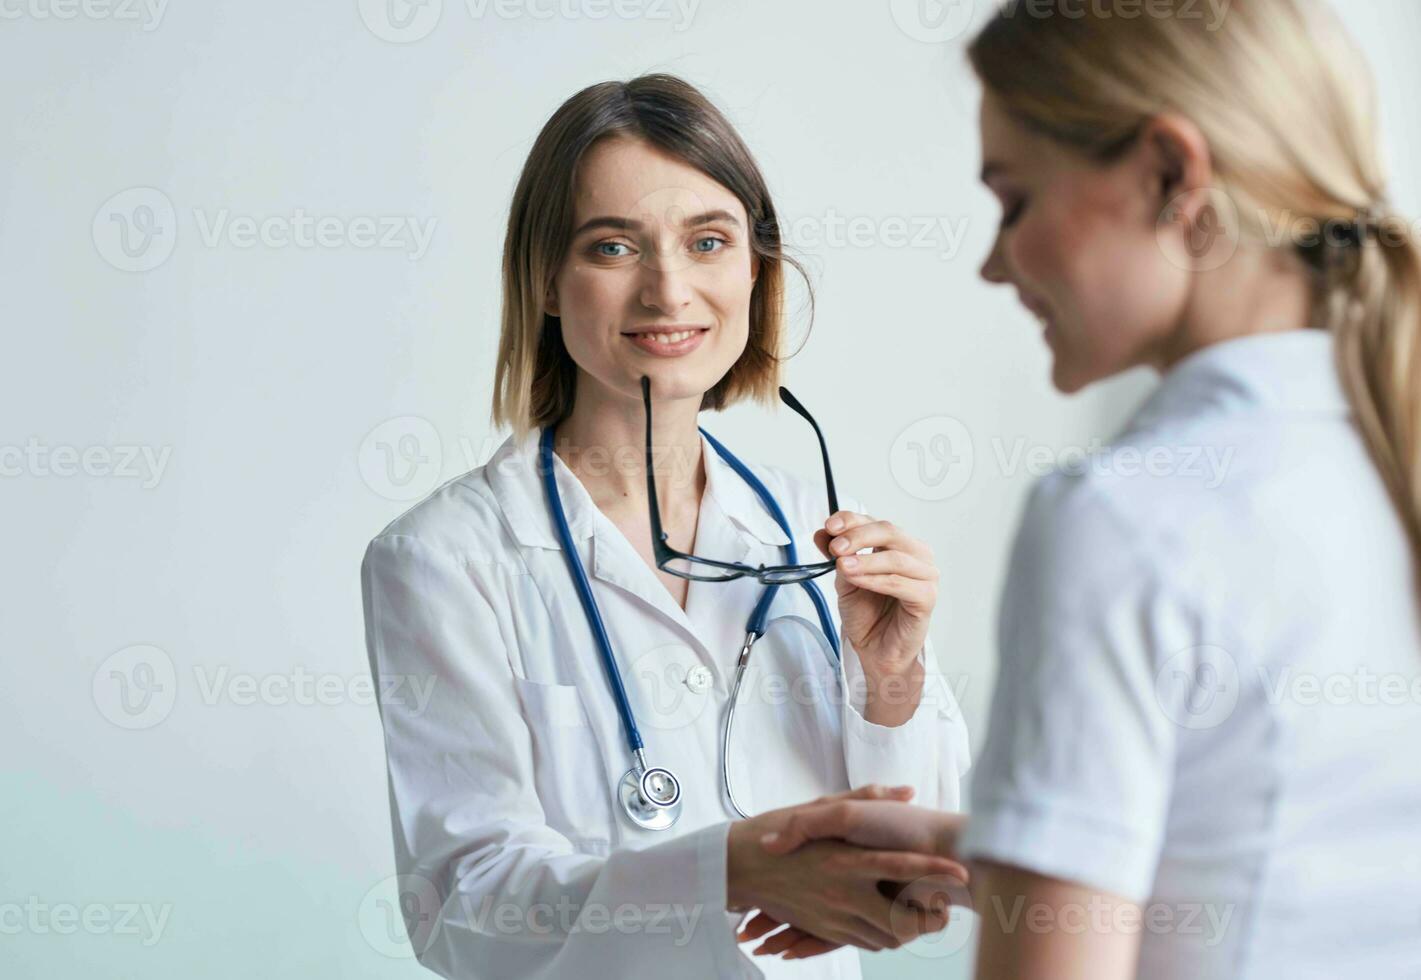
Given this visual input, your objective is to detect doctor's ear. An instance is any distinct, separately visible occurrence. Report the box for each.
[1140,112,1214,225]
[543,283,560,318]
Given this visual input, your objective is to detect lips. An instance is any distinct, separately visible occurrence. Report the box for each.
[1019,294,1054,329]
[621,325,711,357]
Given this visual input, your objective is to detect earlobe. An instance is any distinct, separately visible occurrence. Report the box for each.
[544,284,559,318]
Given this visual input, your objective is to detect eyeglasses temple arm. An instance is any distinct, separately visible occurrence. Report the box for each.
[778,386,840,515]
[641,376,670,552]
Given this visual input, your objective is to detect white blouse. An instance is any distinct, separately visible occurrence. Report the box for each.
[959,330,1421,979]
[361,426,970,979]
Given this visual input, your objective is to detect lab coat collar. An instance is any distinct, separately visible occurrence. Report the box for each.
[1125,328,1349,435]
[483,425,791,554]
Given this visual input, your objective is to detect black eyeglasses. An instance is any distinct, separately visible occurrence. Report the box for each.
[642,375,840,584]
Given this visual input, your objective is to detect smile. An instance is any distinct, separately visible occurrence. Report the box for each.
[621,326,711,357]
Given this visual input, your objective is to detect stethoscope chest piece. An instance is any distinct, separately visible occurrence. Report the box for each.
[618,764,682,831]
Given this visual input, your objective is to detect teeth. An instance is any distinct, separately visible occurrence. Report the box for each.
[643,330,696,344]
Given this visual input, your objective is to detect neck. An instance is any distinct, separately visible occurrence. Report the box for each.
[553,373,706,513]
[1154,244,1315,372]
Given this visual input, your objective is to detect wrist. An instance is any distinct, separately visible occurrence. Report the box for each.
[725,821,757,912]
[862,657,925,727]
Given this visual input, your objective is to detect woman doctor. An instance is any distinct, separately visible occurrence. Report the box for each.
[359,73,970,979]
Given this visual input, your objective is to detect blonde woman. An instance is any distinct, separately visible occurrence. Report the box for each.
[739,0,1421,976]
[359,74,970,979]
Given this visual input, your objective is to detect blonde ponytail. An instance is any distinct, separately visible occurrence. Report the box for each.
[1331,211,1421,570]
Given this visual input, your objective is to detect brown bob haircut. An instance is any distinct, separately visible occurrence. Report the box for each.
[491,73,810,439]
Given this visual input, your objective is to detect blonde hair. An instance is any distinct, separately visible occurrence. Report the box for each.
[492,74,810,440]
[969,0,1421,584]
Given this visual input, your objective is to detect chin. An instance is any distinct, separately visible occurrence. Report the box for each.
[1048,354,1097,394]
[630,361,724,402]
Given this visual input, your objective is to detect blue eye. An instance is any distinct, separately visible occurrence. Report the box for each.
[694,236,726,253]
[595,242,631,257]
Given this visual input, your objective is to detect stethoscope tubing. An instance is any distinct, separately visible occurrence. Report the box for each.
[539,424,842,823]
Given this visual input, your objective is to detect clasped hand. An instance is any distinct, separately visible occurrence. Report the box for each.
[726,785,969,961]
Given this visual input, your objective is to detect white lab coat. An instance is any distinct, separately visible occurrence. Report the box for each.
[360,426,970,980]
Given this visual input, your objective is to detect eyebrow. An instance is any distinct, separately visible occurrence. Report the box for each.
[572,208,743,237]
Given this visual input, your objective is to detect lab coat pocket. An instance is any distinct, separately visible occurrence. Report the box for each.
[512,676,616,852]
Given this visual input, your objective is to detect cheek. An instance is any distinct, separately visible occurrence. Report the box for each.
[1022,205,1189,384]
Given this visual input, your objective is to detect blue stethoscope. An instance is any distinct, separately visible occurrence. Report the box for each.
[539,426,841,830]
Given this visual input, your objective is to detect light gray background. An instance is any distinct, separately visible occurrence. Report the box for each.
[4,1,1418,977]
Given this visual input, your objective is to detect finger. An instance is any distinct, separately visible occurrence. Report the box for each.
[827,520,933,562]
[760,801,861,855]
[736,911,784,943]
[823,510,876,536]
[836,548,938,584]
[808,783,915,806]
[752,924,810,957]
[828,849,971,885]
[833,572,937,612]
[815,511,876,559]
[781,933,846,960]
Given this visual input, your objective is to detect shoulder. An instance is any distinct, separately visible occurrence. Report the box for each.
[362,445,526,573]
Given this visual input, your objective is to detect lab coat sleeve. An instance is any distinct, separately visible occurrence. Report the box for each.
[360,533,757,980]
[839,632,969,812]
[832,496,970,812]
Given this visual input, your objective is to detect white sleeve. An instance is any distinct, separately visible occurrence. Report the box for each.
[840,631,970,811]
[956,473,1192,902]
[833,495,971,812]
[360,533,756,980]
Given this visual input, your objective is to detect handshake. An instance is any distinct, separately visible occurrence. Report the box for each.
[726,785,970,962]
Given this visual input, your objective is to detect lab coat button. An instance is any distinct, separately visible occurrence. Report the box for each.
[685,665,712,694]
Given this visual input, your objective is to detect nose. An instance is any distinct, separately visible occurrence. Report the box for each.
[638,250,693,314]
[979,232,1009,285]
